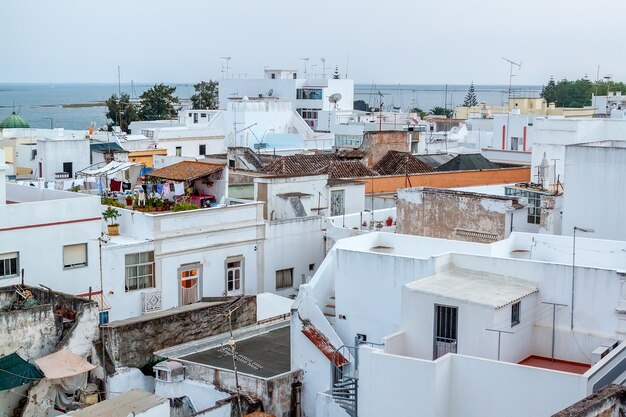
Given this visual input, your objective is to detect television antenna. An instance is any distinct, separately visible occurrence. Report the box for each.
[502,57,522,150]
[220,56,232,79]
[300,57,309,77]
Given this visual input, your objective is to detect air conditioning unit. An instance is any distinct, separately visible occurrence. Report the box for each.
[142,290,162,313]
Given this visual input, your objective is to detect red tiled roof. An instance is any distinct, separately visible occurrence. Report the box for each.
[372,151,435,175]
[336,149,367,159]
[147,161,225,181]
[301,324,349,367]
[260,154,376,178]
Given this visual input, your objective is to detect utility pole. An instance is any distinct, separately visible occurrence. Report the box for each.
[117,66,123,132]
[300,57,309,77]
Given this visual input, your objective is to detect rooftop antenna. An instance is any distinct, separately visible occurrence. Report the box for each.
[502,57,521,151]
[328,93,343,131]
[220,57,232,79]
[300,58,309,77]
[345,51,350,78]
[321,57,329,78]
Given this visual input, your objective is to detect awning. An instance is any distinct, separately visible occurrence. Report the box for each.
[0,353,44,391]
[34,348,96,379]
[77,161,142,177]
[90,142,127,153]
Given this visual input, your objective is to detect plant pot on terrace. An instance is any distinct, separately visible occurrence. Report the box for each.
[102,206,121,236]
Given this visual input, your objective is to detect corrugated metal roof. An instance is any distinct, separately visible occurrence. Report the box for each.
[414,153,454,168]
[147,161,225,181]
[372,151,436,175]
[436,154,501,172]
[70,390,168,417]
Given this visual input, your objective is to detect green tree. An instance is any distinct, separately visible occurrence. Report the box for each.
[190,80,219,110]
[410,107,427,118]
[105,93,138,132]
[139,83,179,120]
[463,82,478,107]
[429,106,453,118]
[541,76,557,104]
[333,66,340,79]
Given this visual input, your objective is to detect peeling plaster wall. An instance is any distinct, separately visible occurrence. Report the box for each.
[360,131,409,167]
[397,188,514,243]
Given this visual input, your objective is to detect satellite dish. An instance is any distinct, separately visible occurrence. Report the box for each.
[268,89,274,97]
[328,93,342,104]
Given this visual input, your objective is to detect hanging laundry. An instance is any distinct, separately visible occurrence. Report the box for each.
[74,178,84,188]
[110,179,122,192]
[122,181,131,191]
[173,182,185,196]
[162,183,171,194]
[156,183,163,194]
[63,180,73,190]
[46,182,55,189]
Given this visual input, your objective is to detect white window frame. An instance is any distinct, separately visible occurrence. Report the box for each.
[276,268,294,290]
[175,146,182,157]
[225,256,244,295]
[63,244,88,269]
[0,252,19,278]
[125,251,155,292]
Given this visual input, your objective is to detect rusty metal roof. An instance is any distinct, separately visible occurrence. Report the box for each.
[372,151,435,175]
[301,323,348,367]
[147,161,225,181]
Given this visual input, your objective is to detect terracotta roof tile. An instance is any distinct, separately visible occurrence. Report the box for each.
[323,160,378,178]
[373,151,436,175]
[260,154,376,178]
[301,324,348,367]
[147,161,225,181]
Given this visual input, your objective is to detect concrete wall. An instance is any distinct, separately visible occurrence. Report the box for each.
[104,297,257,368]
[180,360,302,417]
[396,188,521,243]
[37,138,91,181]
[359,347,588,417]
[360,131,409,167]
[562,145,626,240]
[360,166,531,194]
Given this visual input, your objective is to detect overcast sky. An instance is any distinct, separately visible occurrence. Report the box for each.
[2,0,624,85]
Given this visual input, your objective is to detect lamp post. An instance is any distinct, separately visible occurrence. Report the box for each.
[43,116,53,129]
[571,226,594,329]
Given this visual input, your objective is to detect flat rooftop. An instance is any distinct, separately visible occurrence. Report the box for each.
[518,355,590,375]
[405,267,538,309]
[179,325,290,379]
[69,389,167,417]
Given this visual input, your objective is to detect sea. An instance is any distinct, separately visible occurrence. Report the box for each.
[0,83,542,130]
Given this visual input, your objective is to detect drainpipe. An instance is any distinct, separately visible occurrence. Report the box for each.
[292,378,302,417]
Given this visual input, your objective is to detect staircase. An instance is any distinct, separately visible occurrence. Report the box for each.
[323,294,336,326]
[330,345,358,417]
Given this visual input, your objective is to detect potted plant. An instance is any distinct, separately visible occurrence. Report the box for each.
[102,206,121,236]
[125,194,134,206]
[385,216,394,227]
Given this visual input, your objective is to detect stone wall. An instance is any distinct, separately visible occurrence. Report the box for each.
[553,384,626,417]
[105,296,257,369]
[397,187,515,243]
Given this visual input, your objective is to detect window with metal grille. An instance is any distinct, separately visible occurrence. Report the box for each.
[276,268,294,290]
[511,301,521,326]
[0,252,19,278]
[125,251,155,291]
[434,305,458,359]
[63,244,87,269]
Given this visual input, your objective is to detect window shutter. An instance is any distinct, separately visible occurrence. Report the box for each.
[0,252,18,261]
[64,244,87,267]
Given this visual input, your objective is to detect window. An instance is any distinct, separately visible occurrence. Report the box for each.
[505,187,542,225]
[296,88,322,100]
[271,73,276,79]
[293,73,297,79]
[193,113,198,123]
[199,144,206,156]
[434,305,458,359]
[226,259,243,293]
[276,268,294,290]
[330,189,345,216]
[297,108,319,120]
[99,311,109,325]
[309,263,315,272]
[201,113,207,118]
[125,251,155,291]
[175,147,182,157]
[63,244,87,269]
[63,162,73,177]
[511,301,520,326]
[510,137,519,151]
[0,252,19,278]
[31,149,37,160]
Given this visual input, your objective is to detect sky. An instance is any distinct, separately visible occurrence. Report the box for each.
[2,0,625,85]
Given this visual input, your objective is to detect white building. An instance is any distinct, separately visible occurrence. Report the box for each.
[219,68,354,131]
[0,147,103,315]
[292,231,626,417]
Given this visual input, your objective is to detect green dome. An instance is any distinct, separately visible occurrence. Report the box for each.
[0,112,30,129]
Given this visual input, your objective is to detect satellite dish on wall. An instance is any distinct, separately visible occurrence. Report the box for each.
[268,89,274,97]
[328,93,342,104]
